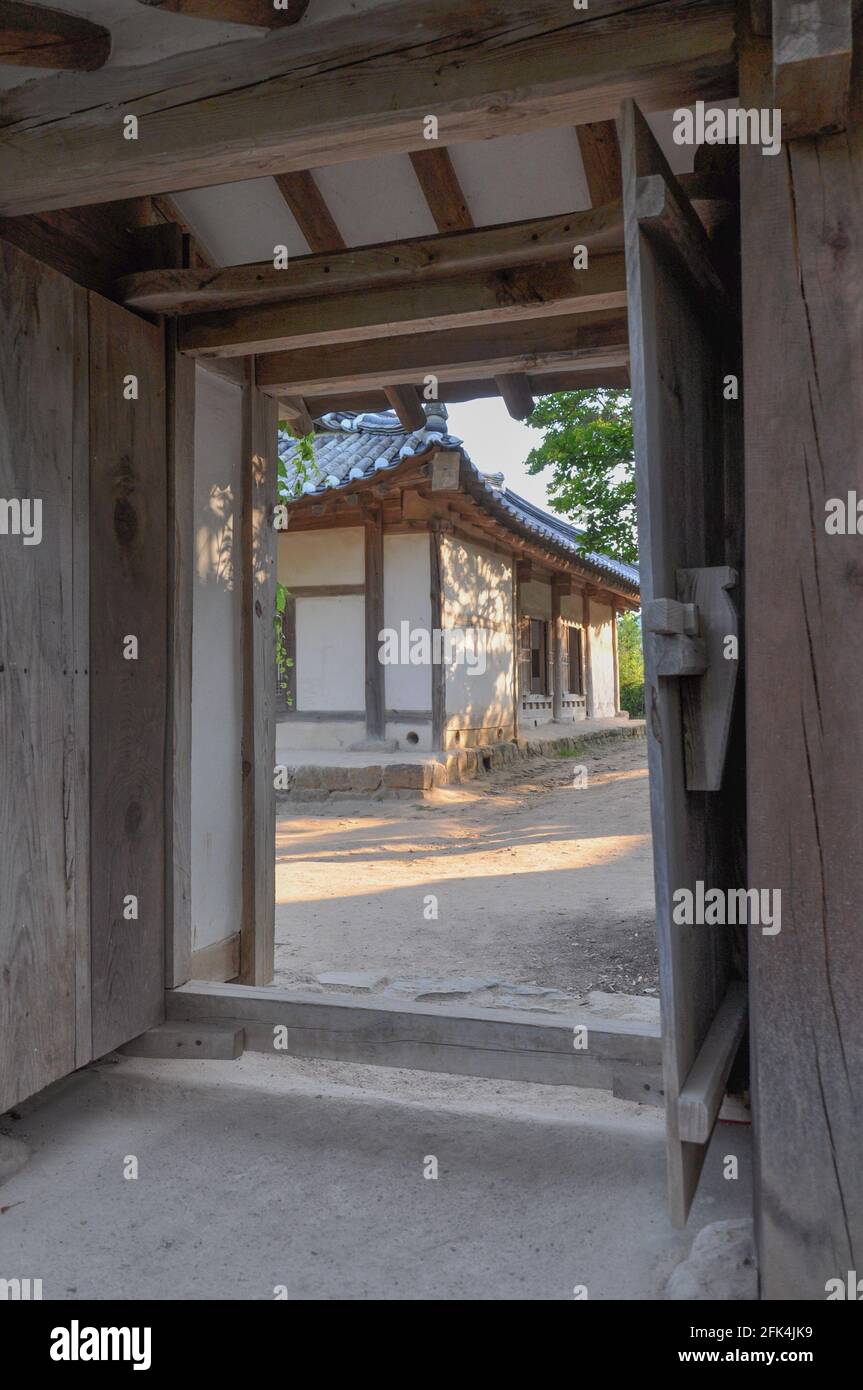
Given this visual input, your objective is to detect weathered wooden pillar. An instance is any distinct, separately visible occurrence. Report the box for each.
[240,368,278,986]
[740,8,863,1298]
[581,589,594,717]
[364,505,385,741]
[610,601,621,715]
[429,524,445,750]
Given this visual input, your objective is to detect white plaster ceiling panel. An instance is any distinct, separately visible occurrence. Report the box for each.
[171,178,309,267]
[448,128,592,224]
[311,154,439,245]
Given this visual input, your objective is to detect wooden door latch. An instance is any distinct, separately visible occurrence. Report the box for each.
[643,566,739,792]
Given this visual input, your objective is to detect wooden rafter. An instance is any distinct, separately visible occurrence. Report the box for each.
[254,311,629,396]
[383,384,426,432]
[495,373,535,421]
[576,119,622,206]
[179,253,627,358]
[117,204,622,314]
[409,148,474,233]
[273,169,346,252]
[134,1,310,24]
[0,0,738,216]
[298,365,629,418]
[0,1,109,69]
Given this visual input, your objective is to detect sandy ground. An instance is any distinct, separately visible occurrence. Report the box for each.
[274,737,657,1008]
[0,1050,753,1300]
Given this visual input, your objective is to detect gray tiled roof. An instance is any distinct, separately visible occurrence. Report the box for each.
[280,405,639,594]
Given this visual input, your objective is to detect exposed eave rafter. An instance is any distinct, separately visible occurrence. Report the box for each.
[0,1,109,69]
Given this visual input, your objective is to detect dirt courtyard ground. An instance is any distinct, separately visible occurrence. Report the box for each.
[275,735,657,1009]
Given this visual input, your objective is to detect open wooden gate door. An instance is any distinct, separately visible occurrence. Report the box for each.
[620,100,747,1225]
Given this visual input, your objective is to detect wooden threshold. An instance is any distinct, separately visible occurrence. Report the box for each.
[166,981,663,1097]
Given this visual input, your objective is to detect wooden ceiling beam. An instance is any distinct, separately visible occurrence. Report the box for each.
[179,253,626,357]
[409,148,474,233]
[495,372,535,421]
[134,1,310,24]
[0,0,737,216]
[273,169,346,251]
[254,311,629,395]
[117,203,621,314]
[576,119,622,206]
[383,384,427,432]
[0,1,110,69]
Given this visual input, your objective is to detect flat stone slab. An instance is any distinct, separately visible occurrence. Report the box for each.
[586,990,661,1024]
[316,971,390,991]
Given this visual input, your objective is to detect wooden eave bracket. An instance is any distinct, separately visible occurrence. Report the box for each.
[643,566,739,791]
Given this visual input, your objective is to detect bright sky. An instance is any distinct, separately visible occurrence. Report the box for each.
[445,399,553,511]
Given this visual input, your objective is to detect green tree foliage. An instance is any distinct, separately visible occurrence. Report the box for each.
[525,389,637,564]
[617,611,645,718]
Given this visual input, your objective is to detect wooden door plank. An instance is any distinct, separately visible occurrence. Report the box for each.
[741,8,863,1299]
[0,243,89,1108]
[89,294,167,1055]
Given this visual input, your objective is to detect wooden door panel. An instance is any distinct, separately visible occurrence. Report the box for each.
[0,242,90,1111]
[620,99,745,1224]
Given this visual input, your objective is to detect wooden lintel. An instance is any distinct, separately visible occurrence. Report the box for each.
[0,1,737,217]
[254,311,630,396]
[118,204,622,315]
[179,254,627,358]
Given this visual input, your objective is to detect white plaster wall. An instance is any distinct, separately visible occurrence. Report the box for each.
[295,594,365,711]
[589,599,617,717]
[441,536,514,739]
[278,526,364,586]
[191,367,243,954]
[383,533,432,715]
